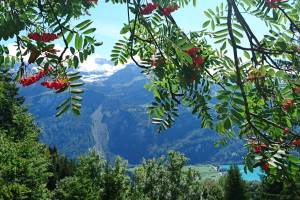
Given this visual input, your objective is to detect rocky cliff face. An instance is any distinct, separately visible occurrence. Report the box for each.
[91,106,109,156]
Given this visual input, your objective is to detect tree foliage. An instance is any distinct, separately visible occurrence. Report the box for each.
[224,165,247,200]
[259,175,300,199]
[0,70,51,199]
[47,146,77,191]
[106,0,300,183]
[54,150,223,200]
[1,0,300,183]
[0,0,101,116]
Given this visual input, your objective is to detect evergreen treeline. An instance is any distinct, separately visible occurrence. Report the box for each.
[0,70,51,199]
[0,70,299,200]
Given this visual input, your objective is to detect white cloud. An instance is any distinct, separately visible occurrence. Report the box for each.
[7,42,132,80]
[7,43,18,56]
[79,53,128,76]
[81,74,107,83]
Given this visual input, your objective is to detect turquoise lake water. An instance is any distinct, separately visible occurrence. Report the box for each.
[219,165,264,181]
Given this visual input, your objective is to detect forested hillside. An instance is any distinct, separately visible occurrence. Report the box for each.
[1,0,300,199]
[21,64,245,164]
[1,73,298,199]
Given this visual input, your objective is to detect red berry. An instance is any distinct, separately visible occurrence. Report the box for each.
[19,67,51,87]
[255,146,262,153]
[265,0,282,8]
[193,56,205,67]
[292,87,300,94]
[28,32,41,41]
[162,4,179,16]
[140,3,158,15]
[261,162,270,171]
[246,76,255,82]
[191,75,197,81]
[28,32,58,43]
[281,99,295,111]
[41,79,69,90]
[292,139,300,146]
[186,47,199,56]
[283,128,289,134]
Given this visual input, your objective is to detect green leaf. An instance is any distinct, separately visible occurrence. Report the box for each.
[204,11,212,18]
[224,118,232,129]
[73,56,79,68]
[71,89,84,94]
[220,41,227,51]
[288,155,300,164]
[67,71,80,76]
[72,107,81,115]
[56,98,70,110]
[70,47,76,55]
[70,82,85,88]
[36,57,44,65]
[233,29,243,38]
[56,104,70,117]
[85,36,95,44]
[202,20,210,28]
[56,86,69,94]
[66,32,74,44]
[243,51,250,59]
[79,52,84,63]
[75,20,91,29]
[211,20,215,30]
[72,96,83,101]
[72,102,82,109]
[214,29,228,35]
[68,75,82,82]
[10,56,15,68]
[94,42,103,46]
[231,109,243,121]
[232,97,244,105]
[75,34,83,50]
[83,28,96,35]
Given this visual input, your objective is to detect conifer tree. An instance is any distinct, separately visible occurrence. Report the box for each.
[224,165,247,200]
[0,70,52,199]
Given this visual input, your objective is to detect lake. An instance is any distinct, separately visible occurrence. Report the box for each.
[219,164,264,181]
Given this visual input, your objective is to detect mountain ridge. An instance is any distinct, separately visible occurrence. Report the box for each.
[20,62,246,164]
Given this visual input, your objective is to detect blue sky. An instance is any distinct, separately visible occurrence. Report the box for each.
[71,1,267,74]
[85,1,267,59]
[6,1,267,75]
[88,1,226,58]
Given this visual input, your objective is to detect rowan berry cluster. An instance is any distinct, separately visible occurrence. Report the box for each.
[246,69,267,82]
[254,143,267,153]
[265,0,284,8]
[140,2,179,16]
[19,67,52,86]
[292,139,300,146]
[292,87,300,94]
[41,79,70,90]
[260,162,270,171]
[186,47,205,67]
[161,5,179,16]
[281,99,295,111]
[252,144,270,172]
[28,32,58,43]
[140,2,158,15]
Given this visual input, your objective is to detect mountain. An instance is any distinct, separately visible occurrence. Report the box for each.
[20,62,245,165]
